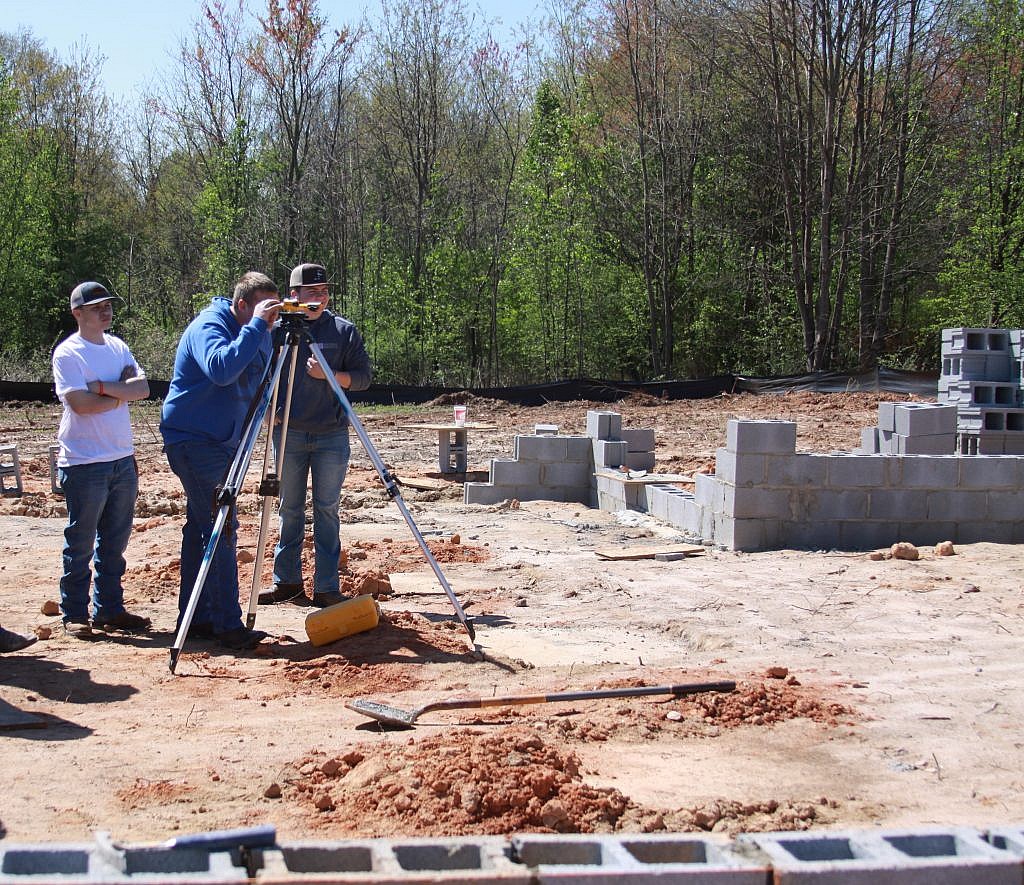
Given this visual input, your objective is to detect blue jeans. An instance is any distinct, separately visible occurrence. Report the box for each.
[164,441,243,633]
[58,456,138,622]
[273,427,350,595]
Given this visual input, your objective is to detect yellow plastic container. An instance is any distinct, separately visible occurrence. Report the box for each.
[304,594,381,646]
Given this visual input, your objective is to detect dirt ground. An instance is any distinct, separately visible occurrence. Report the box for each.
[2,390,1023,843]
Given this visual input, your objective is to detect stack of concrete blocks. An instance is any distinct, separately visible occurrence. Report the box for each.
[859,402,957,455]
[939,327,1024,454]
[647,418,1024,551]
[464,410,658,508]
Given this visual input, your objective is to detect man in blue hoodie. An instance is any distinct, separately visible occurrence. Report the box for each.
[257,263,371,608]
[160,272,281,650]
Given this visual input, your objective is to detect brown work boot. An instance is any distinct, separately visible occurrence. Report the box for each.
[93,611,152,634]
[258,583,309,606]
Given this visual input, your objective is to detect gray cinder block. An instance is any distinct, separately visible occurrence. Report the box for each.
[515,434,569,462]
[839,521,903,551]
[619,428,656,452]
[723,485,791,520]
[624,451,656,472]
[464,483,512,506]
[869,489,928,521]
[825,454,888,488]
[896,434,955,455]
[540,461,593,489]
[894,403,958,437]
[861,427,880,454]
[897,456,960,489]
[592,439,627,468]
[878,402,897,433]
[958,455,1024,489]
[534,424,558,436]
[585,410,622,440]
[491,459,541,486]
[764,454,828,488]
[714,448,766,487]
[926,489,988,522]
[726,419,797,454]
[694,472,724,510]
[715,514,770,551]
[988,490,1024,521]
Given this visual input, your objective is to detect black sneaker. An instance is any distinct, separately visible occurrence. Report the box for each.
[311,591,345,608]
[215,627,269,650]
[257,583,308,606]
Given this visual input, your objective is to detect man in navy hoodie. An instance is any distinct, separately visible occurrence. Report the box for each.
[160,272,281,649]
[257,263,371,608]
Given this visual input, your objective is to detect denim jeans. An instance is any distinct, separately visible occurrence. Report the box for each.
[164,441,243,633]
[58,456,138,622]
[273,427,350,595]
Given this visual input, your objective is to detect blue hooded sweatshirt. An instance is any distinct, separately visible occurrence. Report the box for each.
[160,297,272,448]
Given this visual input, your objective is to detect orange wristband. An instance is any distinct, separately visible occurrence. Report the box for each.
[97,381,105,397]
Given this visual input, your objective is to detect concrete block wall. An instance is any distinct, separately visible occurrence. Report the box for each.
[660,418,1024,551]
[465,411,657,508]
[4,827,1024,883]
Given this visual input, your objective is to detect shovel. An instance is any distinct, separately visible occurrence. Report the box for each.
[346,679,736,728]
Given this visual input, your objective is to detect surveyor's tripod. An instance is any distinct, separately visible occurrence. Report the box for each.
[168,311,475,673]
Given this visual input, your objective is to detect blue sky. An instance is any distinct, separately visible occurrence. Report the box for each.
[6,0,542,104]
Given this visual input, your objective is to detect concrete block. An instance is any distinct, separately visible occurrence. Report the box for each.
[1004,436,1024,455]
[515,435,569,462]
[824,454,888,488]
[715,448,766,487]
[839,521,905,551]
[464,483,513,506]
[700,505,716,543]
[680,498,702,536]
[586,410,621,440]
[926,490,987,522]
[959,456,1022,489]
[645,484,672,520]
[987,490,1024,521]
[726,419,797,454]
[565,436,596,462]
[597,490,627,512]
[617,834,770,882]
[943,381,1017,407]
[860,427,880,454]
[695,473,725,511]
[714,514,771,551]
[987,825,1024,858]
[491,459,541,486]
[801,489,869,521]
[879,430,897,454]
[943,327,1012,353]
[745,827,1021,885]
[534,423,559,435]
[868,489,927,521]
[624,451,657,472]
[765,454,828,488]
[723,485,792,519]
[958,521,1020,544]
[895,434,955,455]
[894,403,958,437]
[879,402,897,432]
[541,461,593,490]
[897,521,959,546]
[783,520,840,551]
[893,456,960,489]
[592,439,627,468]
[619,428,656,452]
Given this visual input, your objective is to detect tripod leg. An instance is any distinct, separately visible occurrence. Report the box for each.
[245,345,301,629]
[306,341,475,641]
[169,350,288,673]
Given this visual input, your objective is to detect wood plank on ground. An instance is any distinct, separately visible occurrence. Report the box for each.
[396,476,450,491]
[594,544,705,561]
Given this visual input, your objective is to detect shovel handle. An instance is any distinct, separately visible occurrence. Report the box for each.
[423,680,736,715]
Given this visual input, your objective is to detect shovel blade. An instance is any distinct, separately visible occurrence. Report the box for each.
[346,698,417,728]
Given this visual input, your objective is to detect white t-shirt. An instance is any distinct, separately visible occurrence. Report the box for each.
[52,332,144,466]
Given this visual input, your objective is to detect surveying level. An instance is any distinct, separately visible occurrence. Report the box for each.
[279,298,323,313]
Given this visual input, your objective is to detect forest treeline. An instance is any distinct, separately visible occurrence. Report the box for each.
[1,0,1022,385]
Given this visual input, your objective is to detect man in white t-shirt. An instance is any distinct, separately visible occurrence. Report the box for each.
[52,282,152,639]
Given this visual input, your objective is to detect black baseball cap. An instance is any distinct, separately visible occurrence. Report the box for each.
[70,281,118,310]
[289,263,328,287]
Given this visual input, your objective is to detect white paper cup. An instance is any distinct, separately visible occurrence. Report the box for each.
[453,405,467,426]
